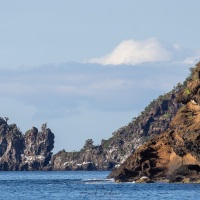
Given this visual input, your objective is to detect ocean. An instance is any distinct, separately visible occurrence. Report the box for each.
[0,171,200,200]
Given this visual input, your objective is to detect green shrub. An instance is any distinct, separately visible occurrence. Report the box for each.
[184,88,191,95]
[163,113,170,119]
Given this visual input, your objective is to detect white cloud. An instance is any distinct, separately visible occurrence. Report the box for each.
[88,38,172,65]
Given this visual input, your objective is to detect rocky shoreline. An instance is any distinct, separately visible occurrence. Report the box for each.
[1,63,200,184]
[127,174,200,184]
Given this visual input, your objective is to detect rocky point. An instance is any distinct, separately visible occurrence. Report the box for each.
[108,62,200,183]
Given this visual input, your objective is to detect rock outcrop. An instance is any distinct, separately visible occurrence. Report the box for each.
[108,62,200,183]
[0,119,54,171]
[0,119,24,170]
[52,84,183,170]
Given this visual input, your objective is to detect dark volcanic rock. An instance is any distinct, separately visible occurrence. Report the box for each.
[108,62,200,183]
[0,120,24,170]
[169,165,200,183]
[52,84,183,170]
[22,125,54,170]
[0,119,54,171]
[52,140,106,170]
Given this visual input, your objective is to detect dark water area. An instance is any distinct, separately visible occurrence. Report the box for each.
[0,171,200,199]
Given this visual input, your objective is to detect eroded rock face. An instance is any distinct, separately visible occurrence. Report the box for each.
[22,125,54,170]
[108,62,200,183]
[0,120,24,170]
[52,140,107,170]
[0,120,54,171]
[52,85,183,170]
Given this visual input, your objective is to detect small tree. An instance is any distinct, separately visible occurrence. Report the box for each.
[84,139,94,149]
[41,123,47,131]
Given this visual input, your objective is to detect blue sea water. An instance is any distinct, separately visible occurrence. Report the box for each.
[0,171,200,200]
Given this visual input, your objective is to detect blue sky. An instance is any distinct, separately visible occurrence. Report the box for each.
[0,1,200,152]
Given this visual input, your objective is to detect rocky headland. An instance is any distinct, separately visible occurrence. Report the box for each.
[51,83,183,170]
[108,62,200,183]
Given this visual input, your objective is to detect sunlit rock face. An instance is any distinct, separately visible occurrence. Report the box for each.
[22,124,54,170]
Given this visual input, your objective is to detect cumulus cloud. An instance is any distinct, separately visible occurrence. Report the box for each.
[1,37,198,121]
[0,39,198,153]
[88,38,172,65]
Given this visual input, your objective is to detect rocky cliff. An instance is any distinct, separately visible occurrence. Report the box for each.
[52,84,183,170]
[0,119,54,171]
[108,62,200,183]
